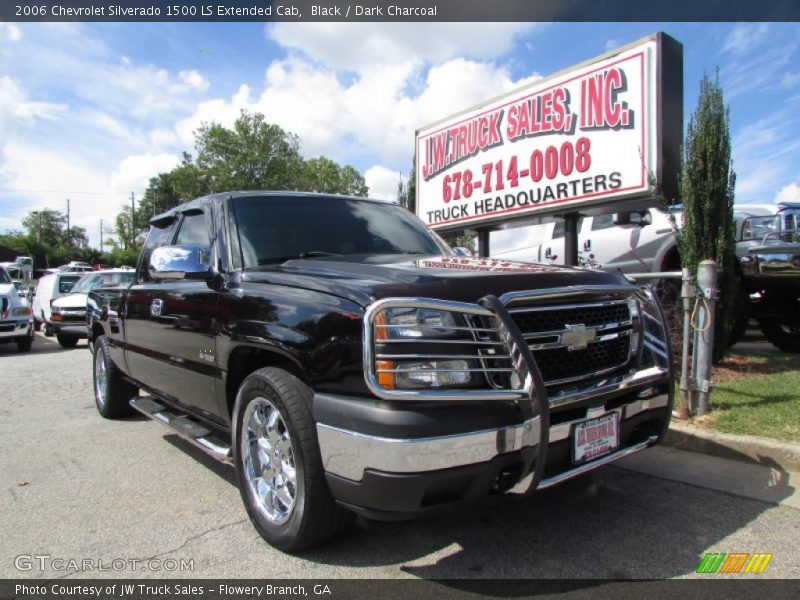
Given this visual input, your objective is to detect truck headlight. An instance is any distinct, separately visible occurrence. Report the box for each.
[376,307,460,339]
[378,359,473,390]
[11,307,31,317]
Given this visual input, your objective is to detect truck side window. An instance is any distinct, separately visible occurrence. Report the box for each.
[138,219,177,282]
[591,214,615,231]
[175,212,211,248]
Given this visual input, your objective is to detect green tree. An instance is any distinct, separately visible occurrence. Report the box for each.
[194,111,304,192]
[398,154,417,213]
[22,208,66,247]
[673,71,737,361]
[138,172,182,221]
[301,157,368,196]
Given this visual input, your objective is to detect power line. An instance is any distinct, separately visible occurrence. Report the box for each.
[0,188,131,196]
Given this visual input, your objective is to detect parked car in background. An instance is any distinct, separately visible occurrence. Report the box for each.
[0,266,34,352]
[734,202,800,351]
[525,207,681,274]
[32,271,83,335]
[50,269,136,348]
[44,261,93,275]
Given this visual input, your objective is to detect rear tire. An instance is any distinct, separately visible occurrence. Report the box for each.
[233,367,352,552]
[728,281,751,348]
[93,335,137,418]
[57,334,79,348]
[44,323,54,337]
[759,319,800,353]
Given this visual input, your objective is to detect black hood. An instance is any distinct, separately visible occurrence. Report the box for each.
[242,254,632,308]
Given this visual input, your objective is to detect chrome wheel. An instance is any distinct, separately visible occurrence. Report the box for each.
[94,349,108,409]
[241,397,297,525]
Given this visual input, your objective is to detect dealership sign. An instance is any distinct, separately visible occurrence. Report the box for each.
[416,33,682,232]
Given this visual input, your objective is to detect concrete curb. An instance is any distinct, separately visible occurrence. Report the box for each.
[662,420,800,473]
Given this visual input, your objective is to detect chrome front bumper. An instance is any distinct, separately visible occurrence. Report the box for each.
[316,366,670,484]
[0,319,30,339]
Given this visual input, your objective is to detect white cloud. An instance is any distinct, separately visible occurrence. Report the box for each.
[780,72,800,89]
[0,23,23,42]
[178,69,210,92]
[0,76,67,131]
[174,56,536,167]
[267,23,539,71]
[109,154,182,196]
[364,165,402,202]
[776,182,800,202]
[723,24,771,56]
[175,84,253,148]
[2,142,122,244]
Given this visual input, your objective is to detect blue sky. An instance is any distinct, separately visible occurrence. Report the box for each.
[1,21,799,250]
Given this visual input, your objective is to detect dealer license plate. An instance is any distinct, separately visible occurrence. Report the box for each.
[572,412,619,464]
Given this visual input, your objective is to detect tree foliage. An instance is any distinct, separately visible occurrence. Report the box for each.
[672,71,738,361]
[9,208,100,269]
[130,110,369,238]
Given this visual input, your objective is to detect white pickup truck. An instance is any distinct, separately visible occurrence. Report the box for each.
[516,207,681,274]
[520,202,800,351]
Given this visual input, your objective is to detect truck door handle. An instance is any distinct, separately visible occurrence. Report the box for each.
[584,239,592,251]
[544,247,552,259]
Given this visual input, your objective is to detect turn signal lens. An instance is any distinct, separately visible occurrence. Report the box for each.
[376,360,395,389]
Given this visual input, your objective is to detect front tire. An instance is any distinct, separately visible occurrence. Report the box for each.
[16,328,33,352]
[93,335,137,418]
[233,367,351,552]
[57,334,79,348]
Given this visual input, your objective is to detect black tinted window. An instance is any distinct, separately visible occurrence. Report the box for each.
[592,214,615,231]
[175,212,211,247]
[231,196,447,268]
[59,276,81,294]
[138,219,176,282]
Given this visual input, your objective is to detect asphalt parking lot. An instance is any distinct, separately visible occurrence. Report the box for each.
[1,332,799,580]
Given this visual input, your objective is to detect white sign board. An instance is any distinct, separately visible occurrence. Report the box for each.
[416,33,682,231]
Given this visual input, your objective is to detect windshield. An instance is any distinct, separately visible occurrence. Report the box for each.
[0,267,10,284]
[70,271,135,294]
[231,195,451,268]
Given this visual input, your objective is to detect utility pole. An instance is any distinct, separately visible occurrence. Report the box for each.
[130,191,136,248]
[66,198,70,247]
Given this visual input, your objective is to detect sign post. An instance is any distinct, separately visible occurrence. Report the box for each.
[415,32,682,262]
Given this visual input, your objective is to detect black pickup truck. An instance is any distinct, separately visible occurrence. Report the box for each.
[88,191,673,551]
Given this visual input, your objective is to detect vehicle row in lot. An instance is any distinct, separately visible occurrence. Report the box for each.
[49,269,135,347]
[9,268,137,349]
[0,266,34,352]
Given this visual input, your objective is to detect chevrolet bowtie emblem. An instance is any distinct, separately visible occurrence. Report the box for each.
[561,324,597,351]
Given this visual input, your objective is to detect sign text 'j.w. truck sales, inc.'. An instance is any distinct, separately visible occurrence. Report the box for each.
[415,33,682,232]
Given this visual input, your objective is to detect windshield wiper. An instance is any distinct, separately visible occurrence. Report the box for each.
[258,251,341,265]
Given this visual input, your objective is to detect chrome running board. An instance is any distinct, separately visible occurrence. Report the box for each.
[130,396,232,464]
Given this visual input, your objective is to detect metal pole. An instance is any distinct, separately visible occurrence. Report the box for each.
[692,260,717,416]
[678,268,694,419]
[563,213,579,266]
[477,229,490,258]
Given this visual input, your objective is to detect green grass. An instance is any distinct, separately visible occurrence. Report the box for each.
[705,350,800,443]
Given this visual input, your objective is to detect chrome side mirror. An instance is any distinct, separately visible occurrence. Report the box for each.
[149,245,213,280]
